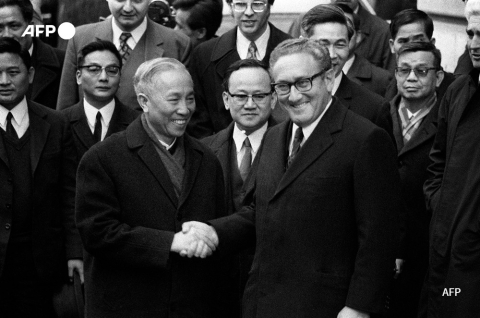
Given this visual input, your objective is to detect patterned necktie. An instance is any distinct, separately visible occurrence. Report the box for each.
[119,32,132,66]
[287,127,303,168]
[93,111,102,143]
[6,112,18,140]
[246,41,258,60]
[239,137,252,181]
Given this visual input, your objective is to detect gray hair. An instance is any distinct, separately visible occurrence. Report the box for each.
[466,0,480,20]
[133,57,189,96]
[269,38,332,74]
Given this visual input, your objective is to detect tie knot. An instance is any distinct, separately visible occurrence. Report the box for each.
[120,32,132,42]
[7,112,13,122]
[243,137,251,148]
[96,111,102,121]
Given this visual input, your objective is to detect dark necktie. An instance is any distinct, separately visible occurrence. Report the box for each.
[93,112,102,143]
[246,41,258,60]
[119,32,132,66]
[6,112,18,140]
[239,137,252,181]
[287,127,303,168]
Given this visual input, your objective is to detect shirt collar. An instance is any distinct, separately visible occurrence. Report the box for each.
[291,97,333,147]
[236,24,270,60]
[332,72,343,95]
[232,121,268,153]
[111,17,147,50]
[0,97,29,127]
[343,55,355,75]
[83,98,116,128]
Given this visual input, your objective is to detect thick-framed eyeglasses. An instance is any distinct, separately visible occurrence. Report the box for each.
[395,67,437,78]
[227,92,271,105]
[272,69,326,95]
[231,1,267,13]
[79,65,121,77]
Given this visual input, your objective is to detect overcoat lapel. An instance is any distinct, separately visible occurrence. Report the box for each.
[70,103,96,150]
[399,104,438,156]
[272,101,344,199]
[0,132,8,168]
[127,119,178,207]
[28,102,50,176]
[179,136,203,209]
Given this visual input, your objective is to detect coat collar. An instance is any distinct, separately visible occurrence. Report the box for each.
[334,73,354,106]
[348,54,373,80]
[126,117,204,208]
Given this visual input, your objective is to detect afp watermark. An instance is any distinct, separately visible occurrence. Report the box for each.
[21,22,75,40]
[442,288,461,296]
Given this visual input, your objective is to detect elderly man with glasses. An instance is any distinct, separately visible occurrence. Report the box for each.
[187,0,291,138]
[183,38,402,318]
[61,40,139,160]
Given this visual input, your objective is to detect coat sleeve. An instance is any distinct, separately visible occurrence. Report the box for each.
[75,147,176,269]
[345,127,401,314]
[424,92,450,213]
[56,35,80,110]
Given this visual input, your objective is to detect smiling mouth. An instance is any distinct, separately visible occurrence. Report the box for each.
[172,119,188,125]
[290,102,308,109]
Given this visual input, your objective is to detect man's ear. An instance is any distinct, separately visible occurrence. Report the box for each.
[222,91,230,111]
[435,70,445,88]
[137,93,149,113]
[76,70,82,85]
[194,27,207,40]
[28,66,35,84]
[431,38,436,46]
[389,38,395,54]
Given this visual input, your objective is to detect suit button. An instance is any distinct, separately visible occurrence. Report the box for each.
[398,160,404,167]
[5,204,11,209]
[7,178,12,183]
[5,223,11,230]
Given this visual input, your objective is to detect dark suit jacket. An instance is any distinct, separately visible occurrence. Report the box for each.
[424,70,480,318]
[57,17,192,111]
[356,5,393,70]
[0,100,82,284]
[187,24,291,138]
[76,117,227,317]
[388,94,439,317]
[210,98,401,317]
[27,38,65,110]
[61,98,139,159]
[335,73,394,142]
[347,54,393,96]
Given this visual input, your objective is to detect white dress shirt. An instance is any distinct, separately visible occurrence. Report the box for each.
[0,97,29,138]
[236,24,271,60]
[83,99,115,141]
[232,122,268,168]
[112,17,147,51]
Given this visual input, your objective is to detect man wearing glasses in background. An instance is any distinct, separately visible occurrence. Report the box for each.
[61,40,139,160]
[187,0,290,138]
[202,58,277,318]
[183,38,402,318]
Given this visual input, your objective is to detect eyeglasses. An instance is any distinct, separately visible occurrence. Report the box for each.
[395,67,437,78]
[79,65,121,77]
[227,92,271,105]
[272,69,326,95]
[231,1,267,13]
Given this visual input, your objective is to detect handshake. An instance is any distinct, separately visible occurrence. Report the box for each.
[170,221,219,258]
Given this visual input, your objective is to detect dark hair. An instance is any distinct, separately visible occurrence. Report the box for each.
[0,0,34,22]
[223,58,270,92]
[390,9,434,40]
[301,4,354,40]
[336,3,360,31]
[225,0,274,5]
[0,37,31,69]
[77,39,122,69]
[172,0,223,39]
[396,41,442,69]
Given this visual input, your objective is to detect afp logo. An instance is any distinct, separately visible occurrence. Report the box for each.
[21,22,75,40]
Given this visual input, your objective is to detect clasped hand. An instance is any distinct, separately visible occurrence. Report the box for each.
[170,221,219,258]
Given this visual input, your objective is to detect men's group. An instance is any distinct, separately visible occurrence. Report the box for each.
[0,0,479,317]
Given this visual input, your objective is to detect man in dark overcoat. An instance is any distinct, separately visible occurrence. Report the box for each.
[184,38,402,318]
[75,57,227,317]
[423,1,480,317]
